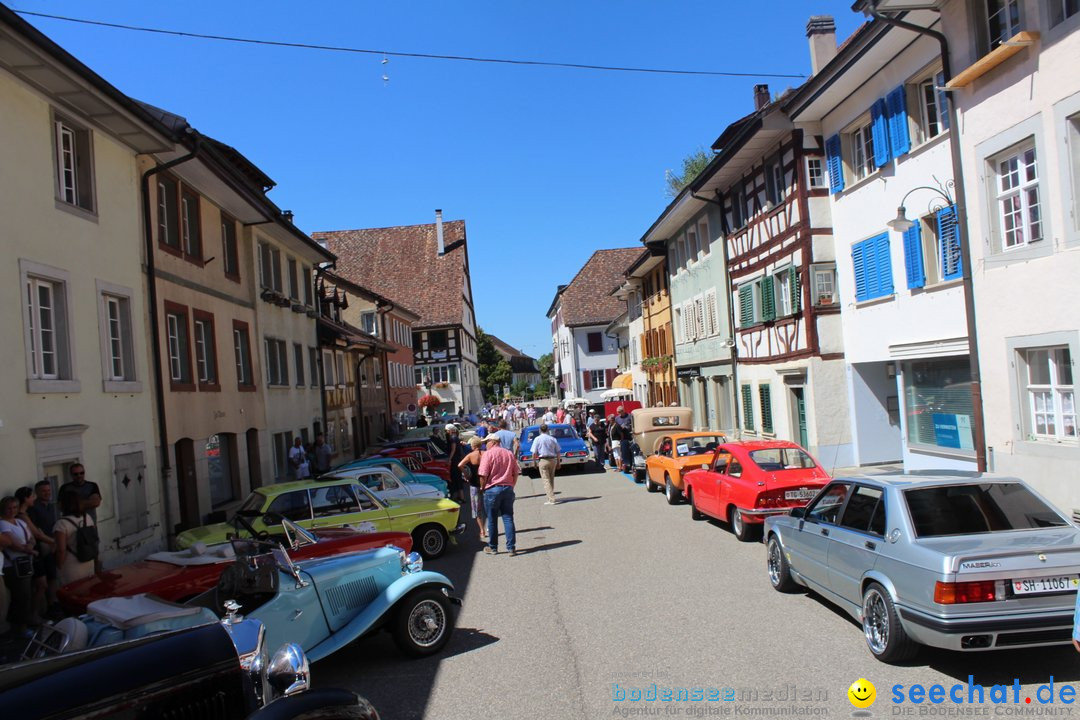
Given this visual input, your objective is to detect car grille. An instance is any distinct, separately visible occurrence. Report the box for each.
[147,673,247,720]
[995,628,1072,647]
[326,576,380,618]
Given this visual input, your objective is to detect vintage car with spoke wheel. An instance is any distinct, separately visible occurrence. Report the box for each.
[765,473,1080,663]
[682,440,829,541]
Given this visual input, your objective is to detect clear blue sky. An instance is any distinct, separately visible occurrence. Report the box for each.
[16,1,865,360]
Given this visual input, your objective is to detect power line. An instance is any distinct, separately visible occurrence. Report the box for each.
[13,9,807,80]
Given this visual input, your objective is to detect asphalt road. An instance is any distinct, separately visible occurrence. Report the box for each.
[316,465,1080,719]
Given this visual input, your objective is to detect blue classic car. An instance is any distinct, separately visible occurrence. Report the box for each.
[517,424,591,473]
[764,472,1080,663]
[334,456,448,496]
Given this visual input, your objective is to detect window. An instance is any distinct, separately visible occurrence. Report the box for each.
[157,175,179,250]
[375,359,384,388]
[221,214,239,280]
[850,121,877,182]
[765,157,785,206]
[53,114,94,211]
[193,311,218,389]
[287,258,299,300]
[1022,347,1075,441]
[851,233,894,302]
[811,264,837,306]
[916,72,949,143]
[302,266,313,306]
[839,485,885,537]
[322,350,335,386]
[207,434,237,507]
[415,367,423,385]
[806,484,849,525]
[773,267,800,317]
[686,226,700,263]
[258,241,283,292]
[903,357,974,452]
[589,369,608,390]
[1051,0,1080,26]
[984,0,1022,52]
[824,136,844,194]
[694,296,706,338]
[233,320,253,388]
[164,302,192,389]
[265,338,288,386]
[428,330,448,352]
[180,189,201,260]
[759,384,773,434]
[730,188,747,229]
[587,332,603,353]
[25,276,66,381]
[697,219,710,257]
[995,143,1042,250]
[309,347,318,386]
[806,158,826,189]
[704,289,719,337]
[271,432,294,482]
[741,385,754,431]
[98,285,136,388]
[294,344,305,387]
[361,311,377,335]
[336,353,346,387]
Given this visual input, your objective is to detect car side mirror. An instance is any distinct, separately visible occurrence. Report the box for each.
[263,512,284,525]
[789,507,806,519]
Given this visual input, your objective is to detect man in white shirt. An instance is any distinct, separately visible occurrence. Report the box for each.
[530,423,562,505]
[541,407,557,425]
[288,437,306,480]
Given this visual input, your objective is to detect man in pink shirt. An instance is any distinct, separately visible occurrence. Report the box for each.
[478,433,519,556]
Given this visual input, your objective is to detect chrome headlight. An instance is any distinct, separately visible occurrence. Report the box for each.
[405,551,423,574]
[267,643,310,699]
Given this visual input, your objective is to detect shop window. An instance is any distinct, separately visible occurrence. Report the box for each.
[903,358,974,453]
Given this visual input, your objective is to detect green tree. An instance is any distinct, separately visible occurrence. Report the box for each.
[536,352,554,396]
[665,147,711,198]
[477,328,513,401]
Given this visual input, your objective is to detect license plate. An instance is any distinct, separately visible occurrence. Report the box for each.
[784,488,817,501]
[1012,575,1079,595]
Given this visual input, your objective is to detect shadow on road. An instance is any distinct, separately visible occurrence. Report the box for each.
[550,496,601,504]
[513,526,554,534]
[441,626,500,659]
[514,539,582,555]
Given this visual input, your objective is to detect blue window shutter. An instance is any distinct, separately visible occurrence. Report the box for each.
[825,135,844,194]
[902,222,925,289]
[935,72,950,132]
[852,240,868,302]
[886,86,911,159]
[875,232,894,296]
[937,204,963,280]
[870,99,891,168]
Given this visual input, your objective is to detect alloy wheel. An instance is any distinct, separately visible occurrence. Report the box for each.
[863,587,890,656]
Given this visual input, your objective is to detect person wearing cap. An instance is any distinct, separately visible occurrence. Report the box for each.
[531,423,562,505]
[478,433,519,555]
[458,436,486,539]
[445,424,464,503]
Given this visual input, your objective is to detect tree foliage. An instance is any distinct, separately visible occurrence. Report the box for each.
[665,147,711,198]
[477,328,512,401]
[535,352,554,396]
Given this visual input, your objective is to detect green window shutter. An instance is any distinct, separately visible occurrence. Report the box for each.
[760,277,776,321]
[741,384,754,431]
[739,285,754,326]
[759,384,773,434]
[788,267,801,313]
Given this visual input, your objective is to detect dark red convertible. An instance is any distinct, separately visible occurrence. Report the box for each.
[59,519,412,614]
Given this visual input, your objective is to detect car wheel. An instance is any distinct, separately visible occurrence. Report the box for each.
[644,473,658,493]
[413,524,448,560]
[688,488,704,521]
[664,475,681,505]
[766,534,799,592]
[728,506,754,542]
[862,582,918,663]
[392,587,455,657]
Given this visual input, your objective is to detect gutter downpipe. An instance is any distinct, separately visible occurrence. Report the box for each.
[691,191,742,438]
[866,5,987,472]
[141,132,201,544]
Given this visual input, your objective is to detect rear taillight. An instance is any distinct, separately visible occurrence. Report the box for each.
[755,493,786,508]
[934,580,997,604]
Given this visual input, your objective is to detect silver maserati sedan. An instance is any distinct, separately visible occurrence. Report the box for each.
[764,472,1080,663]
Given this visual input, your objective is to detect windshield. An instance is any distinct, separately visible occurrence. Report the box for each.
[905,483,1068,537]
[749,448,816,471]
[384,462,409,480]
[550,427,577,440]
[237,491,267,515]
[676,436,724,457]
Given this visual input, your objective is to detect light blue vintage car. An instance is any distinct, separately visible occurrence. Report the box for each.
[765,472,1080,663]
[65,524,459,663]
[333,456,448,496]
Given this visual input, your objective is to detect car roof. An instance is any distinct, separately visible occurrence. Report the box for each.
[828,471,1023,489]
[722,440,804,451]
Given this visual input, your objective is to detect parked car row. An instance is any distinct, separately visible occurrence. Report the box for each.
[634,407,1080,664]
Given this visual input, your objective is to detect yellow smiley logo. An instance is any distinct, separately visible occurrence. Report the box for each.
[848,678,876,709]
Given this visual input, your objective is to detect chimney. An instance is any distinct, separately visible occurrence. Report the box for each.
[753,84,771,111]
[282,210,294,223]
[435,209,444,255]
[806,15,837,76]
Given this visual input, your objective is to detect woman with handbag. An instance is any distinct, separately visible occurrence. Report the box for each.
[1,495,39,634]
[458,436,486,539]
[52,489,96,586]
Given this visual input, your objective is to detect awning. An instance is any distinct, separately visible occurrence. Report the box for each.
[601,388,633,399]
[611,372,633,390]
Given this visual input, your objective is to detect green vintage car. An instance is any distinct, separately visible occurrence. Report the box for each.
[176,477,463,559]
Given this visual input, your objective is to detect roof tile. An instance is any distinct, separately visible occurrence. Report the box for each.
[555,248,642,327]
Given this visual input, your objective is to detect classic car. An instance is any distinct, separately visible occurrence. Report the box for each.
[517,423,591,473]
[683,440,830,541]
[765,473,1080,663]
[8,606,379,719]
[320,465,444,500]
[374,446,451,483]
[644,431,729,503]
[334,456,448,496]
[58,518,412,614]
[630,406,693,480]
[176,477,463,559]
[372,438,448,460]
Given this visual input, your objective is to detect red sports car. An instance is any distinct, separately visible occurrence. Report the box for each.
[683,440,831,542]
[58,519,412,614]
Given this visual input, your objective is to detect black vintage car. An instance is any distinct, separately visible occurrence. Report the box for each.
[1,616,379,720]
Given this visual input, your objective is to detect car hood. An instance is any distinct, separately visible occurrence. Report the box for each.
[915,526,1080,574]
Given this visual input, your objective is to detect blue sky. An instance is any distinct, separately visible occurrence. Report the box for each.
[16,1,865,360]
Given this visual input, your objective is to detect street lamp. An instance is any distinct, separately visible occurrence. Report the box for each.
[885,178,954,233]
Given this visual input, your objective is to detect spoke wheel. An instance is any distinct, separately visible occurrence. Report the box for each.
[393,588,455,657]
[414,525,448,560]
[861,582,917,663]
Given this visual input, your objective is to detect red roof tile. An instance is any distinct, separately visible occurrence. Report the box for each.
[313,220,469,330]
[554,248,642,327]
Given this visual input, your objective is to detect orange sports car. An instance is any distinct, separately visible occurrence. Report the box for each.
[644,431,728,504]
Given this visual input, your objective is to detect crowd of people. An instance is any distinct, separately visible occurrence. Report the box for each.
[1,464,102,639]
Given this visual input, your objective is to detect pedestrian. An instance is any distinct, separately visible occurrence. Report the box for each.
[26,480,59,613]
[586,409,597,430]
[531,423,562,505]
[478,434,519,556]
[58,463,101,572]
[52,489,96,587]
[555,406,566,424]
[542,406,556,425]
[2,495,39,635]
[458,436,486,538]
[14,487,54,621]
[494,419,519,457]
[445,424,465,503]
[588,418,608,468]
[605,414,619,469]
[288,437,305,480]
[314,433,333,474]
[614,405,634,474]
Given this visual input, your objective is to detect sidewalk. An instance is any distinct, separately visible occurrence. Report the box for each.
[825,462,905,477]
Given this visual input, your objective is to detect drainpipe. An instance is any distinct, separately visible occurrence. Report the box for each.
[865,6,987,472]
[141,131,201,544]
